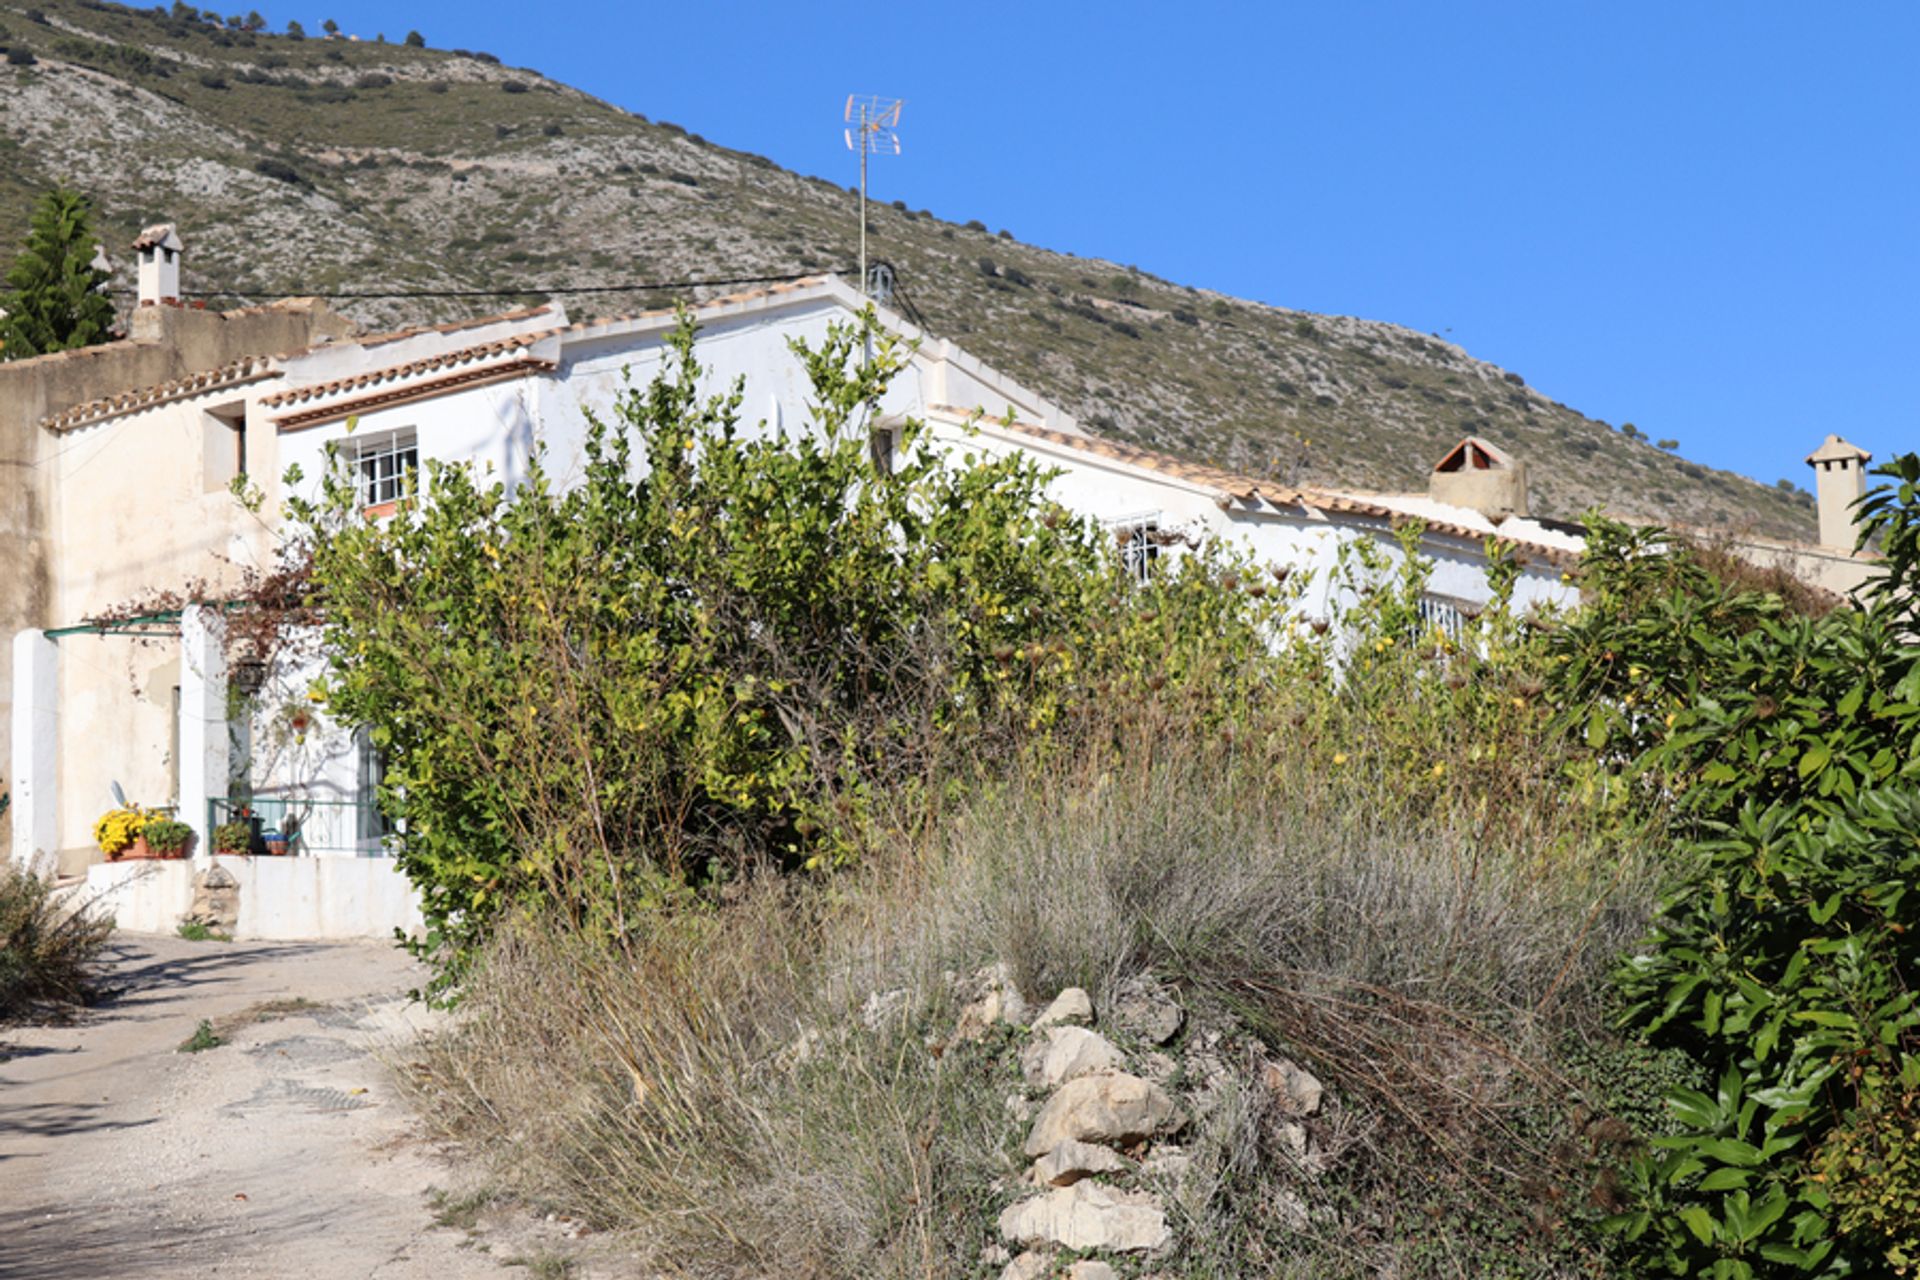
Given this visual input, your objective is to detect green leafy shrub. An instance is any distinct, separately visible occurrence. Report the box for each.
[141,818,194,855]
[179,1018,223,1051]
[1560,456,1920,1277]
[1810,1081,1920,1271]
[212,820,252,854]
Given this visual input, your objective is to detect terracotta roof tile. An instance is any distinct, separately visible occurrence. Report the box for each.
[41,356,278,433]
[261,328,563,410]
[131,222,181,251]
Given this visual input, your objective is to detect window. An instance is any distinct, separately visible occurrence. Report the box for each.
[869,425,898,477]
[1415,593,1475,643]
[1111,517,1162,584]
[203,403,246,493]
[350,427,418,512]
[354,726,396,851]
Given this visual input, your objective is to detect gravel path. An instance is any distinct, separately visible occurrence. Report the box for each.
[0,934,539,1279]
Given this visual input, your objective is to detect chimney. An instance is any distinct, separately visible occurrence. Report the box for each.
[132,222,183,307]
[1805,434,1873,551]
[1429,436,1529,519]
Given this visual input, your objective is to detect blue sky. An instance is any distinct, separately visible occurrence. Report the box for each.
[308,1,1914,488]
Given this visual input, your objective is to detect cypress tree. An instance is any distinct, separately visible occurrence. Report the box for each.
[0,188,115,361]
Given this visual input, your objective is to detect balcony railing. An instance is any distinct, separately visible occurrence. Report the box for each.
[208,795,398,858]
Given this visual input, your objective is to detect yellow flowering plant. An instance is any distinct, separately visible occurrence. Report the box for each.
[93,805,149,855]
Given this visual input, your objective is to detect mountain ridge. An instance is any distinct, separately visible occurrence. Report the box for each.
[0,0,1819,537]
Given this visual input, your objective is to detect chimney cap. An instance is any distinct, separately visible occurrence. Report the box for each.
[1433,435,1515,474]
[1805,434,1872,467]
[131,222,182,253]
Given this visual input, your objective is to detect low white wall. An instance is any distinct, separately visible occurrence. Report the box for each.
[82,859,195,933]
[84,856,424,941]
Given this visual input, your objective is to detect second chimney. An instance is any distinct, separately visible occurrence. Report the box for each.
[1805,434,1873,551]
[132,222,183,307]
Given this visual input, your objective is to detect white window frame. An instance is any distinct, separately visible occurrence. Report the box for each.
[350,427,418,510]
[1109,513,1164,585]
[1415,592,1476,643]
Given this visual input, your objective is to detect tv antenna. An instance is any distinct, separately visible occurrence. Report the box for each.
[844,94,902,298]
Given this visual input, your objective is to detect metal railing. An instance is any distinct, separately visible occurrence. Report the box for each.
[207,795,398,858]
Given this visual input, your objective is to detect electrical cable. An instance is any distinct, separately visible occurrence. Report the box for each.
[103,267,854,303]
[883,266,932,332]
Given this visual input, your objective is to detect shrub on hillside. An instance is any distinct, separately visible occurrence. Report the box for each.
[251,156,306,186]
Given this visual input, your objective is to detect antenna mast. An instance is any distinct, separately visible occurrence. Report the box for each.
[843,94,902,297]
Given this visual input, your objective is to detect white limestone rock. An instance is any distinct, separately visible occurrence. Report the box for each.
[955,963,1031,1041]
[1030,1137,1131,1187]
[1032,987,1095,1029]
[1000,1249,1053,1280]
[1261,1057,1325,1117]
[1021,1025,1126,1090]
[1140,1145,1193,1189]
[998,1180,1171,1253]
[1024,1071,1181,1157]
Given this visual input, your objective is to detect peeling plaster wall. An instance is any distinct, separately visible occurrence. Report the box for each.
[1,301,349,819]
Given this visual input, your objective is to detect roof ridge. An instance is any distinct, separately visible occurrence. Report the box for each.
[354,303,558,349]
[568,275,834,334]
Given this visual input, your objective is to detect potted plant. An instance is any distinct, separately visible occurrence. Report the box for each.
[212,820,252,855]
[95,805,148,860]
[140,818,194,860]
[262,828,289,856]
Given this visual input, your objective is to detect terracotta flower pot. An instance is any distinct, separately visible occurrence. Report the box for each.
[111,835,189,861]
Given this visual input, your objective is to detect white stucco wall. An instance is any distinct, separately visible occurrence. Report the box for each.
[83,854,423,940]
[52,634,182,876]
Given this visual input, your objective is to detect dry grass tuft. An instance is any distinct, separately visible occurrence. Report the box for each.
[0,866,113,1021]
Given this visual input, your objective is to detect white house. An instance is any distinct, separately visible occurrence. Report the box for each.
[9,265,1581,937]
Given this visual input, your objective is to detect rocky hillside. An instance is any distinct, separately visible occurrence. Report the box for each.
[0,0,1817,535]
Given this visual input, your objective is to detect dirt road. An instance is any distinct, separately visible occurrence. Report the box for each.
[0,934,566,1279]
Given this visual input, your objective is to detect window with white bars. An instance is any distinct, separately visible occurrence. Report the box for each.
[351,428,418,509]
[1113,518,1162,584]
[1416,593,1472,642]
